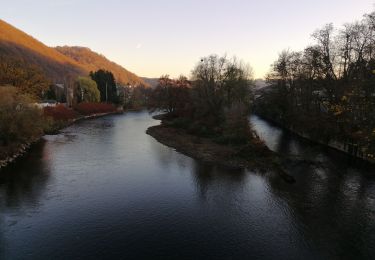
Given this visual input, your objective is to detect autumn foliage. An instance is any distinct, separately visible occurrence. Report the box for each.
[43,105,78,121]
[56,46,148,86]
[73,102,117,115]
[0,87,44,145]
[148,75,191,116]
[148,56,255,144]
[0,19,147,91]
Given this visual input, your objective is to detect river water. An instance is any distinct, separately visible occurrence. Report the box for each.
[0,111,374,259]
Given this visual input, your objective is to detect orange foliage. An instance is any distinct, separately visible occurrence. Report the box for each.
[43,105,78,121]
[74,102,117,115]
[0,19,85,83]
[0,19,146,87]
[55,46,149,86]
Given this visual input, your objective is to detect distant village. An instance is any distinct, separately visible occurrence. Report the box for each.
[37,82,141,108]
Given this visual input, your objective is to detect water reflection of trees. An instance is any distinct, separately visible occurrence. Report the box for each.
[0,141,50,256]
[267,162,375,259]
[0,140,50,210]
[192,161,246,201]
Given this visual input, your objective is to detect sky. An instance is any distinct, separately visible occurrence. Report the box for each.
[1,0,374,79]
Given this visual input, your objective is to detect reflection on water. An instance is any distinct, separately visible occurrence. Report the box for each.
[0,141,50,260]
[0,111,374,259]
[191,162,246,200]
[251,114,375,259]
[0,140,50,210]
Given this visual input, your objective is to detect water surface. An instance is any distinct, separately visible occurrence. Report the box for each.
[0,111,374,259]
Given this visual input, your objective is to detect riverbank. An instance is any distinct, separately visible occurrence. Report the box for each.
[147,123,295,183]
[0,138,40,169]
[0,110,121,170]
[254,111,375,164]
[59,110,123,132]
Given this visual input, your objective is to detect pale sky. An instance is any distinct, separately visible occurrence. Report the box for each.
[1,0,374,78]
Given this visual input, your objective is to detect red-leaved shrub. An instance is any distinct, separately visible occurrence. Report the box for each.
[44,105,78,121]
[74,102,117,115]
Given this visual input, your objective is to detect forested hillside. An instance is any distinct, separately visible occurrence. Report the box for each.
[0,19,85,79]
[0,19,147,97]
[55,46,148,86]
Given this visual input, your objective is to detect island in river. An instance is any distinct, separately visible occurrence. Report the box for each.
[147,114,296,183]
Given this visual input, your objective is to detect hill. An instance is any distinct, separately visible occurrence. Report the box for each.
[0,19,146,88]
[141,77,159,88]
[55,46,148,86]
[0,19,86,84]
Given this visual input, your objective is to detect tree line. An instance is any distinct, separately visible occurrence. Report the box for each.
[0,64,150,153]
[257,9,375,159]
[148,54,256,145]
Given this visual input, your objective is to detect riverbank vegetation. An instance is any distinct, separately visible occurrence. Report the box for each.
[0,61,154,165]
[255,9,375,161]
[147,55,278,170]
[89,69,151,110]
[0,87,45,162]
[0,84,119,160]
[0,69,118,164]
[75,76,100,103]
[42,102,117,134]
[0,87,44,145]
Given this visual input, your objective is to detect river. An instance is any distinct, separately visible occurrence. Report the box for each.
[0,111,374,259]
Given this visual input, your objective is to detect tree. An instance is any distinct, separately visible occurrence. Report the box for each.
[148,55,255,141]
[89,70,117,103]
[0,55,50,99]
[312,24,337,81]
[75,76,100,103]
[148,75,191,115]
[262,8,375,156]
[191,54,253,122]
[0,86,44,145]
[125,85,152,109]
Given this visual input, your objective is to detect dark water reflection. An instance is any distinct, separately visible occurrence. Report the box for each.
[0,111,374,259]
[0,141,50,210]
[251,114,375,259]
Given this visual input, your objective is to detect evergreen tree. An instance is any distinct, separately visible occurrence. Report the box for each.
[89,70,117,103]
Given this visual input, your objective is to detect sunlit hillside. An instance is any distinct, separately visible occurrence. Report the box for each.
[0,19,85,82]
[55,46,148,86]
[0,19,146,86]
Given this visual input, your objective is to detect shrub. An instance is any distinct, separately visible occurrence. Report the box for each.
[0,86,44,145]
[169,117,192,129]
[43,105,78,121]
[74,102,116,115]
[220,103,253,145]
[187,122,214,137]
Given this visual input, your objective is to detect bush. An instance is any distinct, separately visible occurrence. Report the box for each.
[44,105,78,121]
[220,103,253,145]
[0,86,44,145]
[169,117,192,129]
[74,102,117,115]
[187,122,214,137]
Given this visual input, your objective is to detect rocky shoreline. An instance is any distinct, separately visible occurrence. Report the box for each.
[0,138,40,169]
[146,124,295,183]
